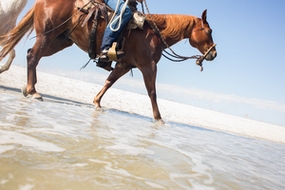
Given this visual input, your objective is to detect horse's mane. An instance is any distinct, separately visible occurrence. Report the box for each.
[146,14,197,41]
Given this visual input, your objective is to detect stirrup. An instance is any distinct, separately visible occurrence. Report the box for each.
[107,42,125,61]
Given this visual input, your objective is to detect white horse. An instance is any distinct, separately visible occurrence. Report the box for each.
[0,0,28,73]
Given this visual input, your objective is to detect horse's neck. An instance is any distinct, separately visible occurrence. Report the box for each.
[0,0,27,35]
[149,14,196,46]
[0,0,27,13]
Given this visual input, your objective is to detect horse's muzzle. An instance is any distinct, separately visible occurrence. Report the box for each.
[205,50,217,61]
[204,44,217,61]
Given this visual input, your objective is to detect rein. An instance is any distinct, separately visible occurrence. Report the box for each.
[141,0,215,71]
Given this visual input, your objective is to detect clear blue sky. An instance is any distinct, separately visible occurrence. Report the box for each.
[10,0,285,126]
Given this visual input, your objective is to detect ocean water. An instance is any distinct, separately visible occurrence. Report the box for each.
[0,88,285,190]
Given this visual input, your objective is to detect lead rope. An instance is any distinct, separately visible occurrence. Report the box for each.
[109,0,130,32]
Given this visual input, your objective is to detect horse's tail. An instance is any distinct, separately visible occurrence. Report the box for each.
[0,6,35,61]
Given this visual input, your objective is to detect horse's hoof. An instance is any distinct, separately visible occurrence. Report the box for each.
[32,93,43,101]
[21,85,28,97]
[95,104,101,109]
[93,99,101,108]
[155,119,165,125]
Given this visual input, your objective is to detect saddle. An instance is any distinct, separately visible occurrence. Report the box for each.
[76,0,145,67]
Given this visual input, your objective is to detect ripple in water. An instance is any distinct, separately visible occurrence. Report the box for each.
[0,91,284,189]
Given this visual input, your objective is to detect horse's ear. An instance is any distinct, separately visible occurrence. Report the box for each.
[202,9,207,22]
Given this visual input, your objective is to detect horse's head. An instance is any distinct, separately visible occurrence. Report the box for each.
[189,10,217,61]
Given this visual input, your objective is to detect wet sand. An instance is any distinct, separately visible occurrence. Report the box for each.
[1,65,285,144]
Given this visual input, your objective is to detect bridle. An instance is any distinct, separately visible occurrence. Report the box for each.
[142,0,216,71]
[149,19,216,71]
[192,19,217,71]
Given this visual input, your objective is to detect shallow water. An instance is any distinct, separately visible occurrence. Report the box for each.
[0,89,285,190]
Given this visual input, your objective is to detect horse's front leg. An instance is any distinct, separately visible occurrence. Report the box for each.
[0,48,15,74]
[0,49,15,74]
[94,63,131,107]
[140,64,162,121]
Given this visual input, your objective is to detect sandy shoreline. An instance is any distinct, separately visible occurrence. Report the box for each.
[1,65,285,144]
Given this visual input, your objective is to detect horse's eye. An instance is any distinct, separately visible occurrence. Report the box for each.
[208,29,212,34]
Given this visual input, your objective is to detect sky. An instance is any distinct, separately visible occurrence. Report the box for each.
[4,0,285,126]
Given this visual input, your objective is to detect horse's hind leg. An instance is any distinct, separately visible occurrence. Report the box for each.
[23,34,73,99]
[94,63,131,108]
[23,34,54,99]
[0,49,15,74]
[140,64,162,121]
[23,39,44,99]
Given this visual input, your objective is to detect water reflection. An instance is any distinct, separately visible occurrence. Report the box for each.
[0,90,285,190]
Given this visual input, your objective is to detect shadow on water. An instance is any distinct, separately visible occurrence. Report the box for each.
[0,85,89,106]
[0,84,278,150]
[0,85,260,141]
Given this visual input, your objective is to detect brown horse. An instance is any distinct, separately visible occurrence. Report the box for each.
[0,0,217,121]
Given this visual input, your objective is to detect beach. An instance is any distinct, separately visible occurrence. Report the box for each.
[1,65,285,144]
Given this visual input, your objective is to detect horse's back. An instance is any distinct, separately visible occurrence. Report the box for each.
[33,0,77,29]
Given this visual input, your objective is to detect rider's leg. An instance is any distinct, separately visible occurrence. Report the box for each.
[99,0,132,61]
